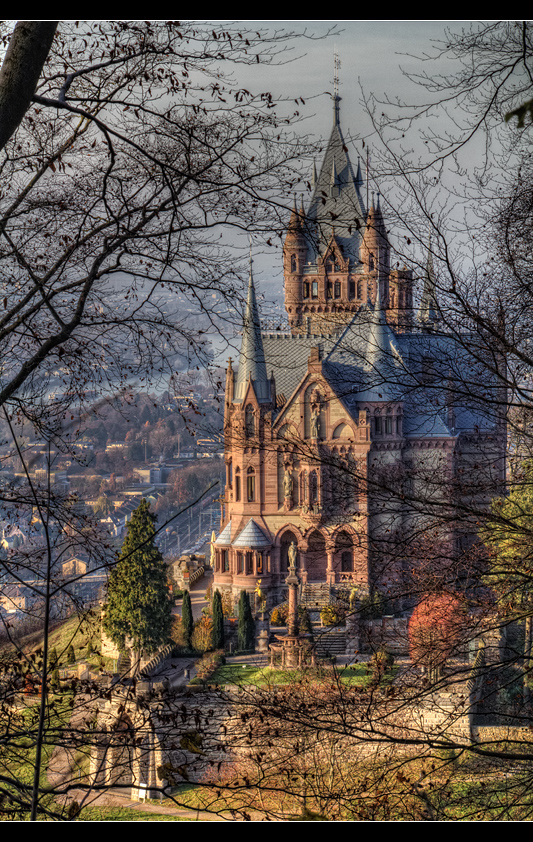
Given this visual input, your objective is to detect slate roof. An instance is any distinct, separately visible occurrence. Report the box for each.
[231,519,272,549]
[304,100,366,268]
[215,521,232,546]
[253,302,501,440]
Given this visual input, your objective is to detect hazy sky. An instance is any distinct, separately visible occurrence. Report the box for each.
[232,21,476,138]
[221,22,476,301]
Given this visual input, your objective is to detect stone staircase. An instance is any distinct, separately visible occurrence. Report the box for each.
[117,650,131,677]
[313,626,346,658]
[300,582,332,611]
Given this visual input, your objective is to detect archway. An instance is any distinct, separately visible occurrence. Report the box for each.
[306,531,326,581]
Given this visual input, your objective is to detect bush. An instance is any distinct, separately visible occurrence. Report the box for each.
[270,603,289,626]
[193,649,225,684]
[367,648,394,684]
[192,615,213,653]
[320,604,343,627]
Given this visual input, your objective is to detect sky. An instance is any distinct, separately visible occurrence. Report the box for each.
[207,20,481,356]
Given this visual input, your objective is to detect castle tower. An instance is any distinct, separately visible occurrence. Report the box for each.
[283,96,413,335]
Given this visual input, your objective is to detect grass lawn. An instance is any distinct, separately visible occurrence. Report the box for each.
[208,662,399,688]
[76,806,191,821]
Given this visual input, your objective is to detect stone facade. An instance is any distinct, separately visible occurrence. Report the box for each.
[213,99,506,611]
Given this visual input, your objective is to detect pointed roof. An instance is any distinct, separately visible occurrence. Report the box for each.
[305,95,366,267]
[232,518,271,549]
[215,520,232,546]
[360,196,390,275]
[361,285,401,400]
[418,238,440,327]
[234,252,271,404]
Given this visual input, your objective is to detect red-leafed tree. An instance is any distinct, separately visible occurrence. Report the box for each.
[408,593,467,682]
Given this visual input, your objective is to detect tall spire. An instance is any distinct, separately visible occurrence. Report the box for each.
[234,246,271,404]
[333,48,341,127]
[418,236,440,327]
[305,50,365,266]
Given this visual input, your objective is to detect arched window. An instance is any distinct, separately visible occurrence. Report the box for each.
[299,471,307,506]
[247,467,255,502]
[396,409,403,435]
[309,470,318,507]
[334,280,341,299]
[245,404,255,438]
[385,410,393,435]
[374,410,382,435]
[312,280,318,299]
[235,467,241,501]
[291,254,297,273]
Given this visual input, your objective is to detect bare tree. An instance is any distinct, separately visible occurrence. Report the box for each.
[0,20,340,820]
[0,22,58,152]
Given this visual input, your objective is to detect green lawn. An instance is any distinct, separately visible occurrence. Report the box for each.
[76,806,190,821]
[208,662,398,688]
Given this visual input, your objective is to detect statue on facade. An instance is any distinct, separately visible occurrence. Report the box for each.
[310,405,320,438]
[283,466,293,500]
[288,540,297,571]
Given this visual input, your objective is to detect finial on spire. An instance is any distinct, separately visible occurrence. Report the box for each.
[333,48,341,126]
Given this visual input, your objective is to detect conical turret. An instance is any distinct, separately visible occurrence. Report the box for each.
[234,255,271,404]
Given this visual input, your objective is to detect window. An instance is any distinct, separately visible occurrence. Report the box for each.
[312,280,318,298]
[334,280,341,299]
[374,411,382,435]
[245,404,255,437]
[235,468,241,501]
[247,467,255,502]
[290,254,297,273]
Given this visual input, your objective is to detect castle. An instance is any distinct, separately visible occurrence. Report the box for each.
[213,96,506,611]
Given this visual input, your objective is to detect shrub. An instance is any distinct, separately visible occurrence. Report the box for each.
[271,603,289,626]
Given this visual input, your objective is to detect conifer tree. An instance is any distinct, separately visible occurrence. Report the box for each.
[212,589,225,650]
[238,590,255,652]
[103,499,172,660]
[181,590,193,651]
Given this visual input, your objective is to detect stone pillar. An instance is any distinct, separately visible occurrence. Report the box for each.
[90,739,109,787]
[326,548,335,585]
[131,744,143,800]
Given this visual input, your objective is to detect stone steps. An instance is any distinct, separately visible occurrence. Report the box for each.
[313,627,346,657]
